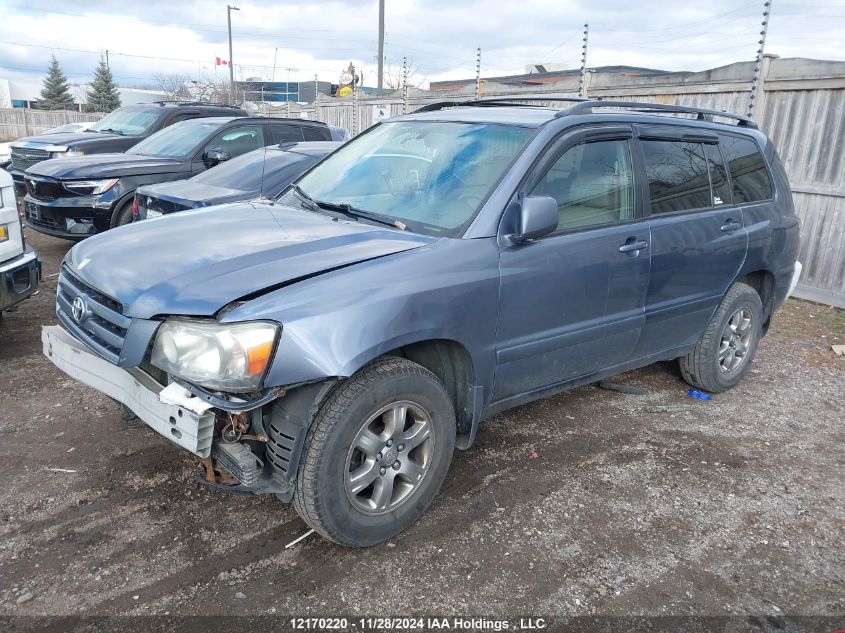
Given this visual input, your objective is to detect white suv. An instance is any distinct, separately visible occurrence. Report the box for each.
[0,168,39,313]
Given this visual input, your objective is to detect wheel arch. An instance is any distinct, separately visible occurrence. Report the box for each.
[735,269,776,333]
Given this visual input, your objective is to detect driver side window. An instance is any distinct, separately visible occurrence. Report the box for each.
[531,139,634,232]
[204,125,265,158]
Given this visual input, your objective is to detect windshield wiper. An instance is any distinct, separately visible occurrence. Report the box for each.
[314,200,406,231]
[97,128,125,136]
[292,185,320,211]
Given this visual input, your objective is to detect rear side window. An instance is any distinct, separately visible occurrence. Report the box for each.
[273,125,305,143]
[303,126,330,141]
[718,134,773,203]
[642,140,711,213]
[704,144,731,206]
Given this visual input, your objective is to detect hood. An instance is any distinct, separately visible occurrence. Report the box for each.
[140,180,251,209]
[27,153,184,179]
[66,202,434,319]
[12,131,142,153]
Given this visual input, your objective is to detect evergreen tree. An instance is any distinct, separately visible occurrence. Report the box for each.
[86,59,121,113]
[39,55,76,110]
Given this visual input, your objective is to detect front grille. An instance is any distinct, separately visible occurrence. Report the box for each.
[26,177,66,200]
[11,148,50,171]
[56,267,130,365]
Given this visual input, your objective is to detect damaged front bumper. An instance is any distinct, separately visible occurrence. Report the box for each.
[43,325,216,457]
[43,325,300,499]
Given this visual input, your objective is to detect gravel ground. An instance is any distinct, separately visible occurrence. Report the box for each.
[0,230,843,623]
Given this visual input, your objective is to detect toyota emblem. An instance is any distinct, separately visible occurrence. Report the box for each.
[71,297,87,323]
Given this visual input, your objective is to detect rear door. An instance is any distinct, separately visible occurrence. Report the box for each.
[631,126,748,357]
[493,125,651,403]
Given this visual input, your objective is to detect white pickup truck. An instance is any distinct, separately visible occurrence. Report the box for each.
[0,168,39,313]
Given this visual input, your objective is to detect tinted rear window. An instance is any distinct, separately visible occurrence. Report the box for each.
[718,134,773,203]
[642,140,711,213]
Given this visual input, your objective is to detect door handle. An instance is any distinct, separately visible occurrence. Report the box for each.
[619,240,649,253]
[720,220,742,232]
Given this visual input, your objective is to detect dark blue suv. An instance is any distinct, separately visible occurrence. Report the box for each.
[43,99,801,547]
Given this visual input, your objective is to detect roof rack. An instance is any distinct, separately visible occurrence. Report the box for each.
[150,101,243,109]
[413,96,756,128]
[414,96,587,113]
[558,100,757,128]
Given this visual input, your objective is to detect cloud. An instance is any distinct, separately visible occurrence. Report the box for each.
[0,0,842,92]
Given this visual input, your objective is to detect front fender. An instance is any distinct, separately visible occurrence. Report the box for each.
[223,237,501,392]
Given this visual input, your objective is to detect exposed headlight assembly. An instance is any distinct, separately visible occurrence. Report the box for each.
[52,150,85,158]
[63,178,119,195]
[151,319,280,392]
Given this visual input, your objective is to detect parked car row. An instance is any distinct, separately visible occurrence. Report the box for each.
[5,98,801,548]
[1,101,343,313]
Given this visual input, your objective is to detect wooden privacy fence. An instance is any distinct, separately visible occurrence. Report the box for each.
[0,109,102,140]
[278,58,844,307]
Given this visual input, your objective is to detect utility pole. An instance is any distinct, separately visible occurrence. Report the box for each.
[105,49,109,69]
[227,4,240,104]
[475,48,481,100]
[377,0,385,92]
[747,0,772,118]
[578,23,589,98]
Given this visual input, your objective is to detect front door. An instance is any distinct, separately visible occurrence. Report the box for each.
[493,128,650,403]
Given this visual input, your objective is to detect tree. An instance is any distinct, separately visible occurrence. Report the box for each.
[86,58,121,112]
[383,60,426,91]
[39,55,76,110]
[153,73,193,102]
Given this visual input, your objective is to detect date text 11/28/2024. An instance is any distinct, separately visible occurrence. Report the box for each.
[289,617,548,630]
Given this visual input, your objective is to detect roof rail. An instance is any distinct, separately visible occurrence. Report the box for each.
[414,96,588,113]
[151,100,242,109]
[557,100,757,128]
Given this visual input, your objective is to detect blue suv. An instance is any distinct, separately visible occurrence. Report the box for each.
[43,98,801,547]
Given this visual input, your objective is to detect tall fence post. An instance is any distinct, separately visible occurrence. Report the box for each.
[402,56,409,114]
[475,48,482,100]
[747,0,772,118]
[579,23,590,98]
[314,74,319,121]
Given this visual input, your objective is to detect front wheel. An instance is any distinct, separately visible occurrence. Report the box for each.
[680,281,763,393]
[293,357,456,547]
[112,199,134,227]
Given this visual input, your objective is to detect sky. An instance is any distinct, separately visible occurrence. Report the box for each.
[0,0,843,93]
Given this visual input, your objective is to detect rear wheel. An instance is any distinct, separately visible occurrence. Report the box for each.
[293,357,456,547]
[680,282,763,393]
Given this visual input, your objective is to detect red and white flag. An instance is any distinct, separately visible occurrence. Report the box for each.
[215,57,229,66]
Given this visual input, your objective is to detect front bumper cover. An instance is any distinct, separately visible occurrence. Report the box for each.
[42,325,215,458]
[0,247,39,312]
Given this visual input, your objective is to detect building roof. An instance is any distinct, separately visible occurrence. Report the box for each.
[430,65,670,92]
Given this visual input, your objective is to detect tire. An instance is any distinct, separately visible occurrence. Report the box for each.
[293,357,456,547]
[680,282,763,393]
[112,199,134,227]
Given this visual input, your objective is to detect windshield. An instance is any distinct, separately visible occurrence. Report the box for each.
[287,121,533,236]
[89,107,161,136]
[128,119,225,158]
[191,146,315,194]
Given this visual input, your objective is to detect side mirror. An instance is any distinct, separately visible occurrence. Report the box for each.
[204,148,231,167]
[512,195,558,242]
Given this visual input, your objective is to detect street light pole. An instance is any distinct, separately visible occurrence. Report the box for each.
[227,5,240,104]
